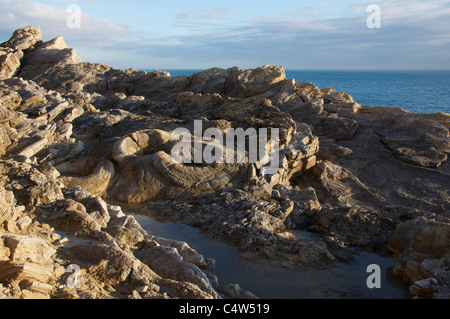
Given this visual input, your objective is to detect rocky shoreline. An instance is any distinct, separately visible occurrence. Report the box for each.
[0,26,449,299]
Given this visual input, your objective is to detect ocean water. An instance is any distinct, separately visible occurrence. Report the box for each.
[152,69,450,114]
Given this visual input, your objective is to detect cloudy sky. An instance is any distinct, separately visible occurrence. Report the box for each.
[1,0,450,70]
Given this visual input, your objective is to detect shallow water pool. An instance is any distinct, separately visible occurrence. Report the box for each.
[125,210,412,299]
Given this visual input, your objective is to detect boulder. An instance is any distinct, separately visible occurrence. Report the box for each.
[225,65,287,97]
[0,48,23,80]
[110,128,252,203]
[65,242,160,289]
[0,261,53,284]
[56,157,115,197]
[0,186,16,227]
[151,236,207,268]
[0,161,64,207]
[19,36,82,81]
[0,26,42,51]
[0,26,43,80]
[388,216,450,295]
[0,233,56,265]
[389,216,450,258]
[138,243,218,299]
[224,283,258,299]
[38,199,101,235]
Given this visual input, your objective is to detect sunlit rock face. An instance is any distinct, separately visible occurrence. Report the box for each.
[0,26,449,299]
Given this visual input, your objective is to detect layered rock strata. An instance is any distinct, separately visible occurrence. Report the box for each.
[0,26,449,299]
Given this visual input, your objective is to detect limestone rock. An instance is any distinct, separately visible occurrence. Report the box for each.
[0,233,56,265]
[0,26,449,299]
[67,242,158,282]
[0,126,11,157]
[138,244,218,299]
[0,48,23,81]
[19,36,82,82]
[56,157,115,197]
[226,65,287,97]
[0,186,16,227]
[388,216,450,297]
[358,106,449,168]
[38,199,102,235]
[0,261,53,283]
[0,26,42,51]
[109,128,251,203]
[388,216,450,258]
[0,161,64,207]
[151,236,207,268]
[224,283,258,299]
[78,196,111,228]
[0,26,43,80]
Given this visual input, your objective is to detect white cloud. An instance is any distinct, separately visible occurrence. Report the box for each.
[1,0,449,70]
[178,8,229,21]
[152,0,450,69]
[0,0,130,48]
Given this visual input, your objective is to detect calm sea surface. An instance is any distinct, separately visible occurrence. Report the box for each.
[149,69,450,114]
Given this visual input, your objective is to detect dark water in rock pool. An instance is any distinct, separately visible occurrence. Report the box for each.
[118,204,412,299]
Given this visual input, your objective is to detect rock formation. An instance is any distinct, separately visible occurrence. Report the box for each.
[0,26,449,299]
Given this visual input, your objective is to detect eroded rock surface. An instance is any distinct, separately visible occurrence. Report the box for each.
[0,26,449,299]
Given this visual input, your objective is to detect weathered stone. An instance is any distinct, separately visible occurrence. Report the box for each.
[410,277,438,299]
[47,102,71,122]
[0,261,53,283]
[389,217,450,258]
[0,126,11,157]
[56,157,115,197]
[0,26,42,80]
[20,280,53,296]
[1,233,56,265]
[224,283,258,299]
[0,161,64,207]
[0,48,24,80]
[0,186,16,227]
[16,216,32,231]
[0,26,42,51]
[19,36,82,82]
[128,290,142,299]
[226,64,287,97]
[107,226,144,247]
[0,86,22,110]
[66,242,160,289]
[39,199,101,234]
[152,236,207,268]
[79,196,110,228]
[434,271,450,299]
[14,136,48,159]
[0,25,448,300]
[138,244,218,298]
[63,107,84,123]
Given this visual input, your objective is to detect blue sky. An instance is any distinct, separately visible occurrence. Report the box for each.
[1,0,450,70]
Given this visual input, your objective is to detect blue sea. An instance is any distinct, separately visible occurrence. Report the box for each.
[150,69,450,114]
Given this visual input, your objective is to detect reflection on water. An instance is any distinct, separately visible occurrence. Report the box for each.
[126,208,411,299]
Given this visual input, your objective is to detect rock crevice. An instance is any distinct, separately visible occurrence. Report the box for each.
[0,26,449,299]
